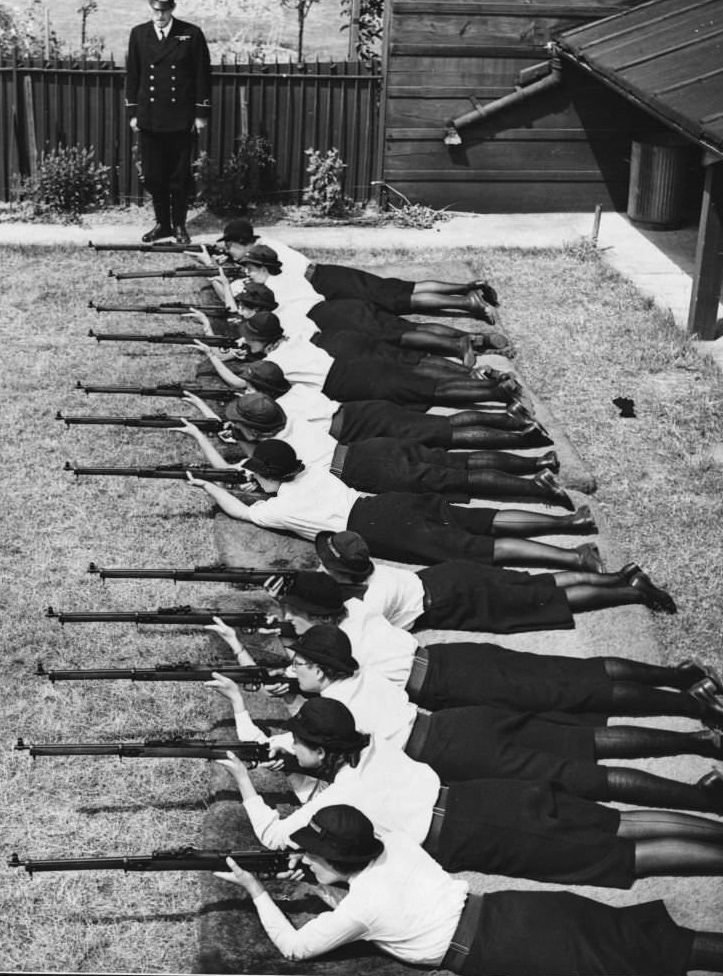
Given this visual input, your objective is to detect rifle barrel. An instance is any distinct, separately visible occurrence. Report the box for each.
[75,383,234,401]
[64,463,252,484]
[13,737,285,764]
[88,330,234,347]
[88,565,289,583]
[34,661,298,692]
[57,414,224,431]
[8,848,293,875]
[89,240,224,255]
[110,268,221,280]
[88,301,227,314]
[44,606,292,635]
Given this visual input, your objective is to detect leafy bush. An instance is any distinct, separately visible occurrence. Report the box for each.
[340,0,383,62]
[13,144,110,221]
[303,147,351,217]
[0,0,61,58]
[193,136,277,214]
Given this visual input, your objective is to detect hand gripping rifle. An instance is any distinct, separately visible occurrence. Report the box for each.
[57,411,227,432]
[63,461,259,488]
[88,328,238,348]
[9,846,299,877]
[87,563,298,588]
[89,240,227,257]
[75,381,236,401]
[88,299,230,316]
[14,735,302,768]
[44,606,296,637]
[35,660,299,692]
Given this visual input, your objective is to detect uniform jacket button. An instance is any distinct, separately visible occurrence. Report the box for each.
[150,97,155,102]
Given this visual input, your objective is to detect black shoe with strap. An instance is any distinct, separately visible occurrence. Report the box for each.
[142,222,173,244]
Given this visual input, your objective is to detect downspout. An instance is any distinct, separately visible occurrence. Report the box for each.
[443,54,563,145]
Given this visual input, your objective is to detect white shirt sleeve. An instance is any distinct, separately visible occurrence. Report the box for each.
[252,890,369,961]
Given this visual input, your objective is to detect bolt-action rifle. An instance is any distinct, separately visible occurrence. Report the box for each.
[9,846,300,876]
[87,563,298,587]
[75,381,235,401]
[14,735,301,767]
[88,299,230,315]
[108,267,241,280]
[35,660,298,691]
[44,606,295,637]
[57,411,227,432]
[88,328,239,348]
[89,240,227,257]
[63,461,258,487]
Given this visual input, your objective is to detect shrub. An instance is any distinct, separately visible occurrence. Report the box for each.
[303,147,351,217]
[193,136,277,214]
[13,144,110,221]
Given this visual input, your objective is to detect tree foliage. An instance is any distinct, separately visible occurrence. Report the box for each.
[0,0,61,58]
[280,0,321,62]
[340,0,383,62]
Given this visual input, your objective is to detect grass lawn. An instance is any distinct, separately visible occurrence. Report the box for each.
[1,240,722,973]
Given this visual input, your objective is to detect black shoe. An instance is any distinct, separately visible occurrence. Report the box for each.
[676,658,723,692]
[465,279,499,306]
[533,469,575,511]
[629,569,677,614]
[697,766,723,806]
[619,562,642,583]
[575,542,604,573]
[536,450,560,474]
[468,290,496,324]
[174,224,191,245]
[497,377,523,402]
[691,682,723,732]
[569,504,598,535]
[471,330,511,352]
[142,222,174,244]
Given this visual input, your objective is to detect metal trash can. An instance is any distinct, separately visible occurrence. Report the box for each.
[627,133,690,228]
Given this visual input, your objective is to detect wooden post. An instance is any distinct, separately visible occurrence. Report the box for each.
[24,76,37,178]
[687,160,723,340]
[348,0,362,60]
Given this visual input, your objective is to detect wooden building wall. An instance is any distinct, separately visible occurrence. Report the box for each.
[381,0,655,212]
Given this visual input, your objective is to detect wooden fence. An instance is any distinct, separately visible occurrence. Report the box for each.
[0,55,382,205]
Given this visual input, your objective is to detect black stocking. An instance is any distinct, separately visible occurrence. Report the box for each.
[467,470,563,502]
[399,332,466,357]
[449,409,525,431]
[609,683,702,718]
[492,538,586,569]
[594,724,720,759]
[634,837,723,876]
[604,767,723,814]
[450,427,552,450]
[491,509,583,537]
[464,450,544,474]
[618,809,723,841]
[563,584,640,613]
[688,931,723,972]
[433,380,511,406]
[604,657,695,689]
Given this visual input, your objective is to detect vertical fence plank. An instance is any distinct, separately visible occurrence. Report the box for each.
[0,60,381,205]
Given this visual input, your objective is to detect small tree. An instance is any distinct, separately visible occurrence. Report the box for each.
[303,147,351,217]
[280,0,321,62]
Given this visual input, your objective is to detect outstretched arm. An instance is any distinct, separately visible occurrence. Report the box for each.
[192,339,250,389]
[171,419,231,468]
[186,474,254,520]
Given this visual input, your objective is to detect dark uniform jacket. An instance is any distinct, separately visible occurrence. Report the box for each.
[125,18,211,132]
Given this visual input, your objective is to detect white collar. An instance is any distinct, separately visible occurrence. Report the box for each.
[155,17,173,39]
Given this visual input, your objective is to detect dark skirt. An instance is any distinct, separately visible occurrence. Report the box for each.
[312,330,423,365]
[433,778,633,887]
[323,357,437,405]
[310,264,415,313]
[418,560,574,634]
[343,439,470,500]
[308,298,410,340]
[331,402,452,446]
[415,642,613,716]
[459,892,693,976]
[347,493,496,565]
[409,705,606,795]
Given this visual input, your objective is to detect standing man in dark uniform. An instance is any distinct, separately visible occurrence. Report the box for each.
[125,0,211,244]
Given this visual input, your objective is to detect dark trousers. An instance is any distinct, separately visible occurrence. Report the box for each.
[140,129,194,224]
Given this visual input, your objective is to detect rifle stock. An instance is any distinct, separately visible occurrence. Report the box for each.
[75,382,235,401]
[57,411,225,432]
[9,846,298,876]
[35,660,299,692]
[87,563,297,586]
[75,380,236,401]
[88,329,237,348]
[44,606,295,637]
[14,735,301,767]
